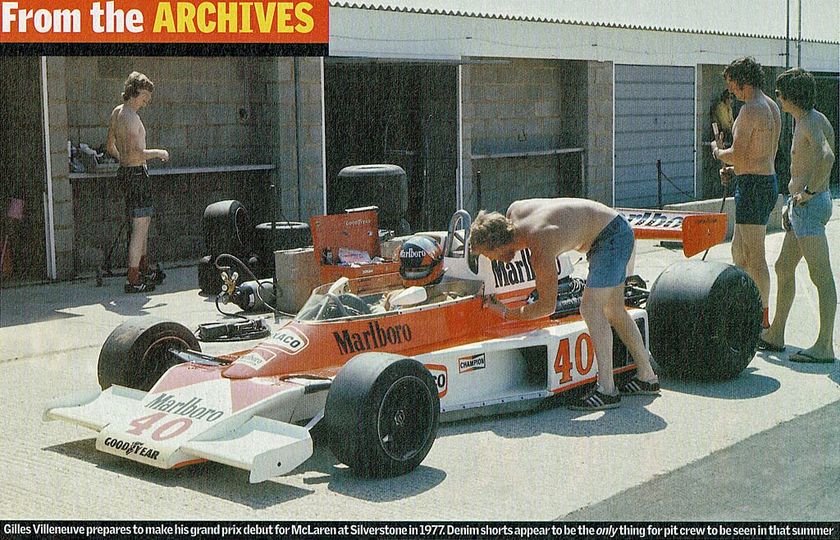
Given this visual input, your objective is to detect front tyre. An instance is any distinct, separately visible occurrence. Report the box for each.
[325,354,439,477]
[98,317,200,391]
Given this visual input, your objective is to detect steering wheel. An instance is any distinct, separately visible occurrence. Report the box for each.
[315,293,351,320]
[338,293,371,315]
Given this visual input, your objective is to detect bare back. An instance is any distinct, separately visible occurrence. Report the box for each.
[507,198,618,256]
[107,104,148,167]
[792,109,836,192]
[731,92,781,175]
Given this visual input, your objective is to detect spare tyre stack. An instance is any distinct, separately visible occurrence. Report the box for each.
[198,200,254,294]
[333,164,410,235]
[253,220,312,278]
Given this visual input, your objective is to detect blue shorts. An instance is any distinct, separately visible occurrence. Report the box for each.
[734,174,778,225]
[586,215,634,289]
[790,191,832,238]
[117,165,155,218]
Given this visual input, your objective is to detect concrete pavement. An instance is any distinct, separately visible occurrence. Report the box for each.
[0,200,838,521]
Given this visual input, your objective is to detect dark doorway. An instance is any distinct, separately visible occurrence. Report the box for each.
[0,57,47,284]
[324,60,458,231]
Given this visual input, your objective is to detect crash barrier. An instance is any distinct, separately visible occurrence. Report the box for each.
[332,164,410,234]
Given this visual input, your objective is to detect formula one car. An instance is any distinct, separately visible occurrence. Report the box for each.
[45,208,761,482]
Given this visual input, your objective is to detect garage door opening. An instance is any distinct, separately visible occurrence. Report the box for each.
[0,57,48,285]
[324,60,458,232]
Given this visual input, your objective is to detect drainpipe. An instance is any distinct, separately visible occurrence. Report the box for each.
[456,64,463,210]
[40,56,57,280]
[293,57,303,221]
[796,0,802,67]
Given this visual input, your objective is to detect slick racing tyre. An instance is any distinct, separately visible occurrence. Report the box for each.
[98,317,200,391]
[254,221,311,278]
[197,255,222,295]
[202,200,253,258]
[324,354,439,477]
[647,260,761,380]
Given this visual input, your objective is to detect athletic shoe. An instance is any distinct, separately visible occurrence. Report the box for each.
[124,281,156,294]
[143,266,166,285]
[618,377,660,395]
[568,388,620,411]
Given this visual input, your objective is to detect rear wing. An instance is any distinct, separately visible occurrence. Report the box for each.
[617,208,727,258]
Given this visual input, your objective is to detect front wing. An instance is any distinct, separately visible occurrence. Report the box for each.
[44,365,316,483]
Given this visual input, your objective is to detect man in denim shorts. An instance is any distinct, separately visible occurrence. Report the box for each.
[711,57,781,328]
[107,72,169,293]
[760,68,836,363]
[470,198,659,411]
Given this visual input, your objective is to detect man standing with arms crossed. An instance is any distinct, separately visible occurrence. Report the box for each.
[470,198,660,411]
[759,68,836,363]
[107,71,169,293]
[711,57,781,328]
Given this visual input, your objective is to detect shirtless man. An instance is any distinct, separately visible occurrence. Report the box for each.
[759,68,836,363]
[470,198,659,411]
[106,71,169,293]
[710,57,781,328]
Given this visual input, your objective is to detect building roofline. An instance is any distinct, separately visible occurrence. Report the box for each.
[330,2,839,45]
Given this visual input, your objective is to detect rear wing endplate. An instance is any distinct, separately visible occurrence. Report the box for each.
[618,208,727,258]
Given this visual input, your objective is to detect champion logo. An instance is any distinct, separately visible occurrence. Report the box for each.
[458,353,486,373]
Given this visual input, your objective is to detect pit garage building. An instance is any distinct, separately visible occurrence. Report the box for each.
[0,0,837,282]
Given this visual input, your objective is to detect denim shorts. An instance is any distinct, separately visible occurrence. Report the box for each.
[790,191,832,238]
[117,165,155,218]
[734,174,778,225]
[586,215,634,289]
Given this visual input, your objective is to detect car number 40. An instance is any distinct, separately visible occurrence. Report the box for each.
[126,412,192,441]
[553,333,595,383]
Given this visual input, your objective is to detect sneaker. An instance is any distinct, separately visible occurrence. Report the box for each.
[124,281,156,294]
[143,266,166,285]
[568,388,620,411]
[618,377,660,395]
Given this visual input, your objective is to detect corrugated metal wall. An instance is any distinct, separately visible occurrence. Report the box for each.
[614,64,695,207]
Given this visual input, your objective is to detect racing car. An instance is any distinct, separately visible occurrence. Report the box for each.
[45,208,761,482]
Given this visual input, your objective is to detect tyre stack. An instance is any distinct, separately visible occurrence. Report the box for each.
[253,220,312,278]
[198,200,254,294]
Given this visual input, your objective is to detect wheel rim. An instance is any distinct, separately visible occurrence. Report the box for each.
[376,375,434,462]
[139,335,190,389]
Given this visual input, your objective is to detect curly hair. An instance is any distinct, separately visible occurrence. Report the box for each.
[122,71,154,101]
[469,210,516,251]
[775,67,815,111]
[723,57,765,89]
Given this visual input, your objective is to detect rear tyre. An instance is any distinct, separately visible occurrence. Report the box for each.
[647,260,761,380]
[324,354,439,477]
[98,317,200,391]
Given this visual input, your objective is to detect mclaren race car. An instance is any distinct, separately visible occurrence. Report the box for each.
[45,208,761,482]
